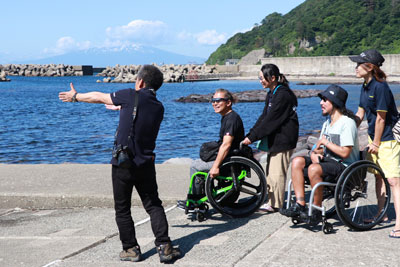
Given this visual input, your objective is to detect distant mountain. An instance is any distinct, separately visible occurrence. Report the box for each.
[18,46,205,67]
[207,0,400,64]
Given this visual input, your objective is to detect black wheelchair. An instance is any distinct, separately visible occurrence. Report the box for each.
[179,146,267,222]
[285,150,391,233]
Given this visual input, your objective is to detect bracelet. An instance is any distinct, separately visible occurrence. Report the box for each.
[325,141,330,146]
[72,92,78,102]
[371,143,380,148]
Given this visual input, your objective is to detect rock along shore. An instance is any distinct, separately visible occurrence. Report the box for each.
[0,70,10,82]
[175,89,323,103]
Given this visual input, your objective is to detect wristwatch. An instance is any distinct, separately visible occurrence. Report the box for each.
[72,92,78,102]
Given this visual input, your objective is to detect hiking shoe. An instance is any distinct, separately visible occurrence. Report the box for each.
[279,202,306,217]
[157,243,181,263]
[309,209,322,226]
[120,246,142,262]
[177,200,187,210]
[177,200,195,211]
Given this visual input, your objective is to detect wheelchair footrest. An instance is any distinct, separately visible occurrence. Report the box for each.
[187,194,205,201]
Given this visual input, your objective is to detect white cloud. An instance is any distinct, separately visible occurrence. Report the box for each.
[105,20,168,44]
[178,30,227,46]
[43,36,91,56]
[195,30,226,45]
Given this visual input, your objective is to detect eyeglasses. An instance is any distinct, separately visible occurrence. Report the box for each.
[258,76,265,81]
[211,97,229,103]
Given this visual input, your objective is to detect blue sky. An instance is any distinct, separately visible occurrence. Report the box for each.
[1,0,305,62]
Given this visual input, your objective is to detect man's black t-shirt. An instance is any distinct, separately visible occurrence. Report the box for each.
[219,110,244,152]
[110,88,164,167]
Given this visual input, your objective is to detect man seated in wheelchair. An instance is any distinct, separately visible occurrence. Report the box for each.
[280,85,360,223]
[177,88,245,211]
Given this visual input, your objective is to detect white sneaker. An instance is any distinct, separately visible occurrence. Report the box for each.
[258,203,276,213]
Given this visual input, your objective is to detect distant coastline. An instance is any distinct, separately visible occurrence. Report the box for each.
[2,53,400,85]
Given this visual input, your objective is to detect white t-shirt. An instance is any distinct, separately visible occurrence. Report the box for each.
[320,115,359,167]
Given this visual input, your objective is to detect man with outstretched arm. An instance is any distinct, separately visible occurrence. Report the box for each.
[58,65,181,263]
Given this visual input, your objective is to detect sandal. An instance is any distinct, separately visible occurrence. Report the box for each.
[389,229,400,239]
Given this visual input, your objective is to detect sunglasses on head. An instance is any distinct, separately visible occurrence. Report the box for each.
[211,97,229,103]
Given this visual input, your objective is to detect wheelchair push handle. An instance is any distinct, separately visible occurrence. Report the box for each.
[239,141,246,150]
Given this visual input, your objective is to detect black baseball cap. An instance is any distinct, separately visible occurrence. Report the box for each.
[318,85,348,109]
[349,49,385,67]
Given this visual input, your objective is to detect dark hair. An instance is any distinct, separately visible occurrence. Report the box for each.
[215,88,237,104]
[360,63,387,82]
[261,63,289,87]
[137,65,164,90]
[330,101,358,123]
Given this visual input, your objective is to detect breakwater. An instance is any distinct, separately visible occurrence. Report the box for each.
[0,64,93,76]
[96,64,236,83]
[0,63,236,83]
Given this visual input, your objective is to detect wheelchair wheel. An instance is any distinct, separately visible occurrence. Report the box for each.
[205,156,267,218]
[335,161,391,231]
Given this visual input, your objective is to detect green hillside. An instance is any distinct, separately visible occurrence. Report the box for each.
[207,0,400,65]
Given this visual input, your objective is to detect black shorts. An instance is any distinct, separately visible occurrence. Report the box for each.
[303,156,346,183]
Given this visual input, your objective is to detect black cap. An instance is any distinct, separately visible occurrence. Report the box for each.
[349,49,385,67]
[318,85,348,109]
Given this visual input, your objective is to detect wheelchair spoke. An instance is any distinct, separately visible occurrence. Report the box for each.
[240,181,260,196]
[242,181,259,190]
[239,187,258,196]
[230,165,239,190]
[216,189,235,204]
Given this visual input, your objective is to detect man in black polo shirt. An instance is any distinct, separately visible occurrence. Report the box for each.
[59,65,180,263]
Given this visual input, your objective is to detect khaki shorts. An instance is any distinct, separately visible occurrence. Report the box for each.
[368,137,400,178]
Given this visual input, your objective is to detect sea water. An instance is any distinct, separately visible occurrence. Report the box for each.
[1,76,399,164]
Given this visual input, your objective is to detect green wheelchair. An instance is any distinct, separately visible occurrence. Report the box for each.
[179,146,267,222]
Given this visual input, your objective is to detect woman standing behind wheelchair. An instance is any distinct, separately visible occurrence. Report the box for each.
[242,64,299,212]
[349,49,400,238]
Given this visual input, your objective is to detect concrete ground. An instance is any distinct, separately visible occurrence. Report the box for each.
[1,164,400,267]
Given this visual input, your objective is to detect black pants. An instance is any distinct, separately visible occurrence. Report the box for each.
[112,163,171,250]
[303,156,346,182]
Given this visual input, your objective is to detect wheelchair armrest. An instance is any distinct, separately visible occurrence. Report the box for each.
[231,149,241,156]
[235,145,254,158]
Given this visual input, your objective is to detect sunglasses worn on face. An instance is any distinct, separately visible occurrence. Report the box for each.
[258,76,265,81]
[211,97,229,103]
[320,96,328,102]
